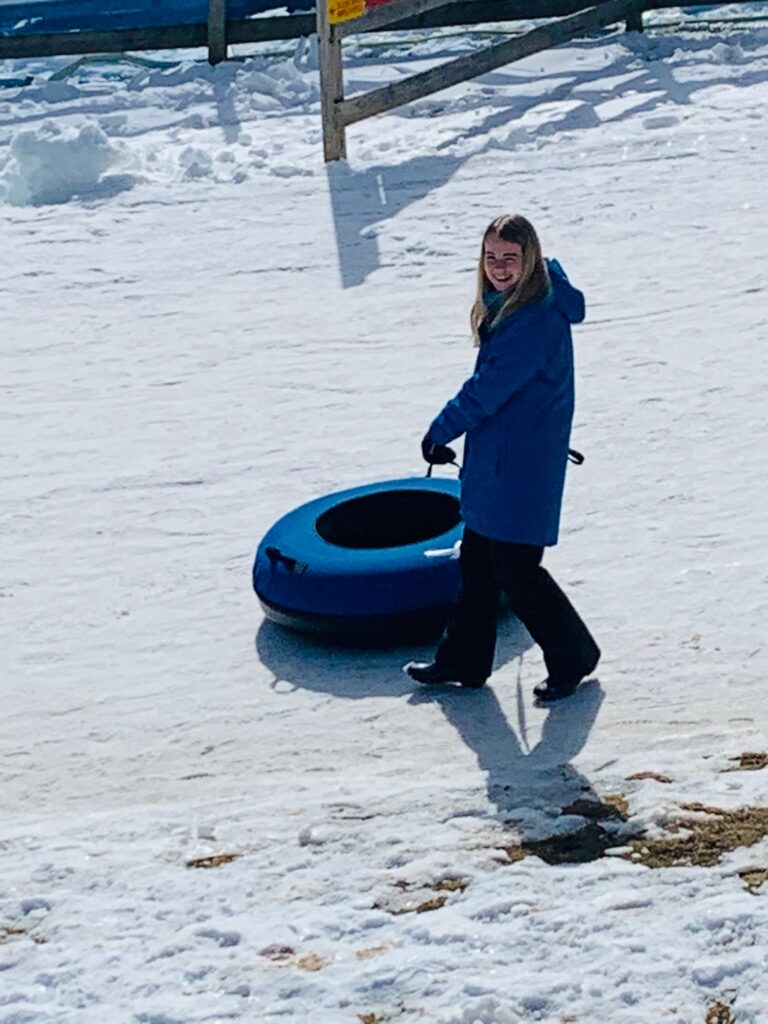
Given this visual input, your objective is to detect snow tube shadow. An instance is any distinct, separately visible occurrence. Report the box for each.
[253,477,463,644]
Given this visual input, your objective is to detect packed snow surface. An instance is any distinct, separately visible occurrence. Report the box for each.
[2,7,768,1023]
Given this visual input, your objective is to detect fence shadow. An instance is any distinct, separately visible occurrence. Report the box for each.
[326,155,463,288]
[326,30,768,287]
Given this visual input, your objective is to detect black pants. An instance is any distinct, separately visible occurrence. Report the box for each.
[434,527,600,683]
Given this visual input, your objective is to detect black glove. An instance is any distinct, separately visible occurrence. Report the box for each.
[421,435,456,466]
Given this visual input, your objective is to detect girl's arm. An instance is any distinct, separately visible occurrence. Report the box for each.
[427,314,562,444]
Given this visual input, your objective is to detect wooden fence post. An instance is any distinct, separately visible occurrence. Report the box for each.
[317,0,347,161]
[626,9,644,30]
[208,0,228,64]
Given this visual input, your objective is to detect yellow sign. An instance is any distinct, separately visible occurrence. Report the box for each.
[328,0,366,23]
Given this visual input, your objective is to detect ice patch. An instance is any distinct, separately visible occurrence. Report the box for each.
[11,80,82,105]
[711,41,745,63]
[194,927,241,948]
[0,120,129,206]
[19,898,51,916]
[643,114,681,129]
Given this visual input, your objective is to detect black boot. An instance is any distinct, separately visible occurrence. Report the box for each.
[532,643,600,702]
[404,661,486,689]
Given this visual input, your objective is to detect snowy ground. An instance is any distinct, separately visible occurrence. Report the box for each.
[2,7,768,1023]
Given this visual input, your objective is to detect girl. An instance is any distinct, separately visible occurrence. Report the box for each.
[405,214,600,702]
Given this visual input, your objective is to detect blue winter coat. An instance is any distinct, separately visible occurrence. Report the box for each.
[427,259,585,547]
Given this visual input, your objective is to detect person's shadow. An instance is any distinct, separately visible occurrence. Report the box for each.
[256,615,607,837]
[254,610,530,702]
[409,674,604,821]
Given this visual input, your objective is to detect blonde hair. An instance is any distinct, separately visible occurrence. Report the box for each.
[471,214,550,346]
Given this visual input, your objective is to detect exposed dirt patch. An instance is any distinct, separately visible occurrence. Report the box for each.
[358,1009,423,1023]
[602,793,631,818]
[356,943,389,961]
[626,770,674,784]
[259,944,295,962]
[432,876,470,893]
[414,896,449,914]
[376,893,448,915]
[520,823,623,865]
[0,925,46,945]
[375,876,470,915]
[501,797,634,865]
[296,952,329,972]
[500,843,528,864]
[723,752,768,772]
[186,852,241,869]
[629,803,768,868]
[258,944,330,971]
[561,797,626,820]
[737,868,768,895]
[706,999,736,1023]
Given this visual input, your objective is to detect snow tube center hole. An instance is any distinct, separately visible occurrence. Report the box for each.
[316,489,461,550]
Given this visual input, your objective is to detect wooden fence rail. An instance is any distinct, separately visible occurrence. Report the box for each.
[0,0,758,160]
[317,0,757,160]
[339,0,644,129]
[0,0,755,62]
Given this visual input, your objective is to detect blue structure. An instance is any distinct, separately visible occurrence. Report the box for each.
[253,477,463,643]
[0,0,312,36]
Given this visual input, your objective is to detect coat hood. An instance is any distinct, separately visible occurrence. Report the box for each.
[547,258,585,324]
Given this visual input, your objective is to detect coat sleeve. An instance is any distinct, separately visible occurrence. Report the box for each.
[427,312,561,444]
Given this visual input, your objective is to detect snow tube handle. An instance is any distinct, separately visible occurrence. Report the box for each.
[265,546,308,574]
[426,450,583,477]
[425,460,461,478]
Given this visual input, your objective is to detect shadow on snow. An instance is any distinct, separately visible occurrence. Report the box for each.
[327,30,768,287]
[255,616,607,850]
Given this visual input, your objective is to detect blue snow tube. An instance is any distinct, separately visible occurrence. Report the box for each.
[253,476,463,643]
[0,1,314,37]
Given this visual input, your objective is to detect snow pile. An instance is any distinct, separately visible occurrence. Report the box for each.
[0,55,324,201]
[238,60,320,107]
[125,56,318,110]
[1,22,766,202]
[0,120,131,205]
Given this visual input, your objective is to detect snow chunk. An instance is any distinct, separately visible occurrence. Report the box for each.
[178,145,213,181]
[126,57,317,110]
[19,897,51,916]
[0,120,126,206]
[237,62,318,108]
[439,997,523,1023]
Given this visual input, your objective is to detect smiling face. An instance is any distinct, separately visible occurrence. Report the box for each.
[483,233,524,291]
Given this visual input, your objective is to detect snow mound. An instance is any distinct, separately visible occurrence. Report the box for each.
[126,57,318,109]
[0,120,130,206]
[237,62,319,107]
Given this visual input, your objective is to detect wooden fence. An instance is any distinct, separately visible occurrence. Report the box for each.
[0,0,754,62]
[0,0,758,160]
[316,0,759,160]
